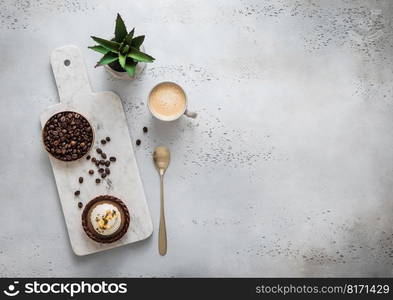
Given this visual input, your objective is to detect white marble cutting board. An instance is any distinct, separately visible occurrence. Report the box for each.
[40,45,153,256]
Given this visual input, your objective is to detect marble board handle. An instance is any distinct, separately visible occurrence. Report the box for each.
[50,45,92,104]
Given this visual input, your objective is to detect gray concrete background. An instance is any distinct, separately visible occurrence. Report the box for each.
[1,0,393,277]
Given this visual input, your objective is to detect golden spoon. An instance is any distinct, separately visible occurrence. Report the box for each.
[153,146,170,255]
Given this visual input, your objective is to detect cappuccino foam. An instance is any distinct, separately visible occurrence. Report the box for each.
[149,82,186,119]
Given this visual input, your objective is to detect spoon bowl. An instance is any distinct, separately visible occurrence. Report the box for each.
[153,146,170,174]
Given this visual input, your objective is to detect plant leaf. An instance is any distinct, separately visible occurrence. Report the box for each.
[127,47,155,62]
[91,36,120,52]
[122,45,130,54]
[118,53,126,69]
[124,60,137,77]
[95,52,118,67]
[131,35,145,48]
[124,28,135,45]
[88,45,110,54]
[114,14,128,42]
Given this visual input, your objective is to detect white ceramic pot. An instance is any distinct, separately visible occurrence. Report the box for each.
[104,45,147,80]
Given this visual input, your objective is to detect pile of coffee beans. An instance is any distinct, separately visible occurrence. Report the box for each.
[42,111,93,161]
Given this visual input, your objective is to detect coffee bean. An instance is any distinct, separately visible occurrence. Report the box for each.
[136,139,141,146]
[79,177,83,183]
[106,137,110,142]
[78,202,83,208]
[109,156,116,162]
[95,161,100,167]
[42,111,93,161]
[96,148,102,154]
[95,178,101,184]
[74,190,80,196]
[105,161,110,167]
[91,157,96,163]
[100,159,106,165]
[101,173,107,179]
[101,139,106,145]
[88,170,94,175]
[143,127,148,133]
[105,168,110,175]
[101,153,107,159]
[98,168,104,173]
[86,155,91,160]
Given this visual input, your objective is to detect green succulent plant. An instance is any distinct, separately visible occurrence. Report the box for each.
[88,13,155,77]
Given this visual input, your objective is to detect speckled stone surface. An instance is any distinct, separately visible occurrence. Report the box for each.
[1,0,393,276]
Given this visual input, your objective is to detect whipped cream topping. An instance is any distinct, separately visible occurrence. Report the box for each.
[90,203,121,236]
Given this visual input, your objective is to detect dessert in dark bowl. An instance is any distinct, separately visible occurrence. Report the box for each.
[81,195,130,243]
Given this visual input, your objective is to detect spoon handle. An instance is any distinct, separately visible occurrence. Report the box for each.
[159,174,167,255]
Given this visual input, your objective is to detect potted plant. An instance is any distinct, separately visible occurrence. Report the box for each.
[89,14,155,80]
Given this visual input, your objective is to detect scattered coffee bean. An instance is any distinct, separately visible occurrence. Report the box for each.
[101,173,107,179]
[88,170,94,175]
[105,168,110,175]
[106,137,110,142]
[98,168,104,173]
[136,139,141,146]
[109,156,116,162]
[91,157,97,163]
[74,190,80,196]
[96,148,102,154]
[86,155,91,160]
[143,127,148,133]
[78,202,83,208]
[42,111,93,161]
[100,159,106,165]
[101,139,106,145]
[79,177,83,183]
[105,161,110,167]
[95,161,100,167]
[101,153,107,159]
[95,178,101,184]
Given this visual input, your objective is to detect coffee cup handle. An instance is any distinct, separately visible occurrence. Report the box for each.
[184,109,197,118]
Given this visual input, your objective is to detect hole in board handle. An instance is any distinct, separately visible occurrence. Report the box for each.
[64,59,71,66]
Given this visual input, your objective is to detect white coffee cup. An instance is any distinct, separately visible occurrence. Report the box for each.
[148,81,197,121]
